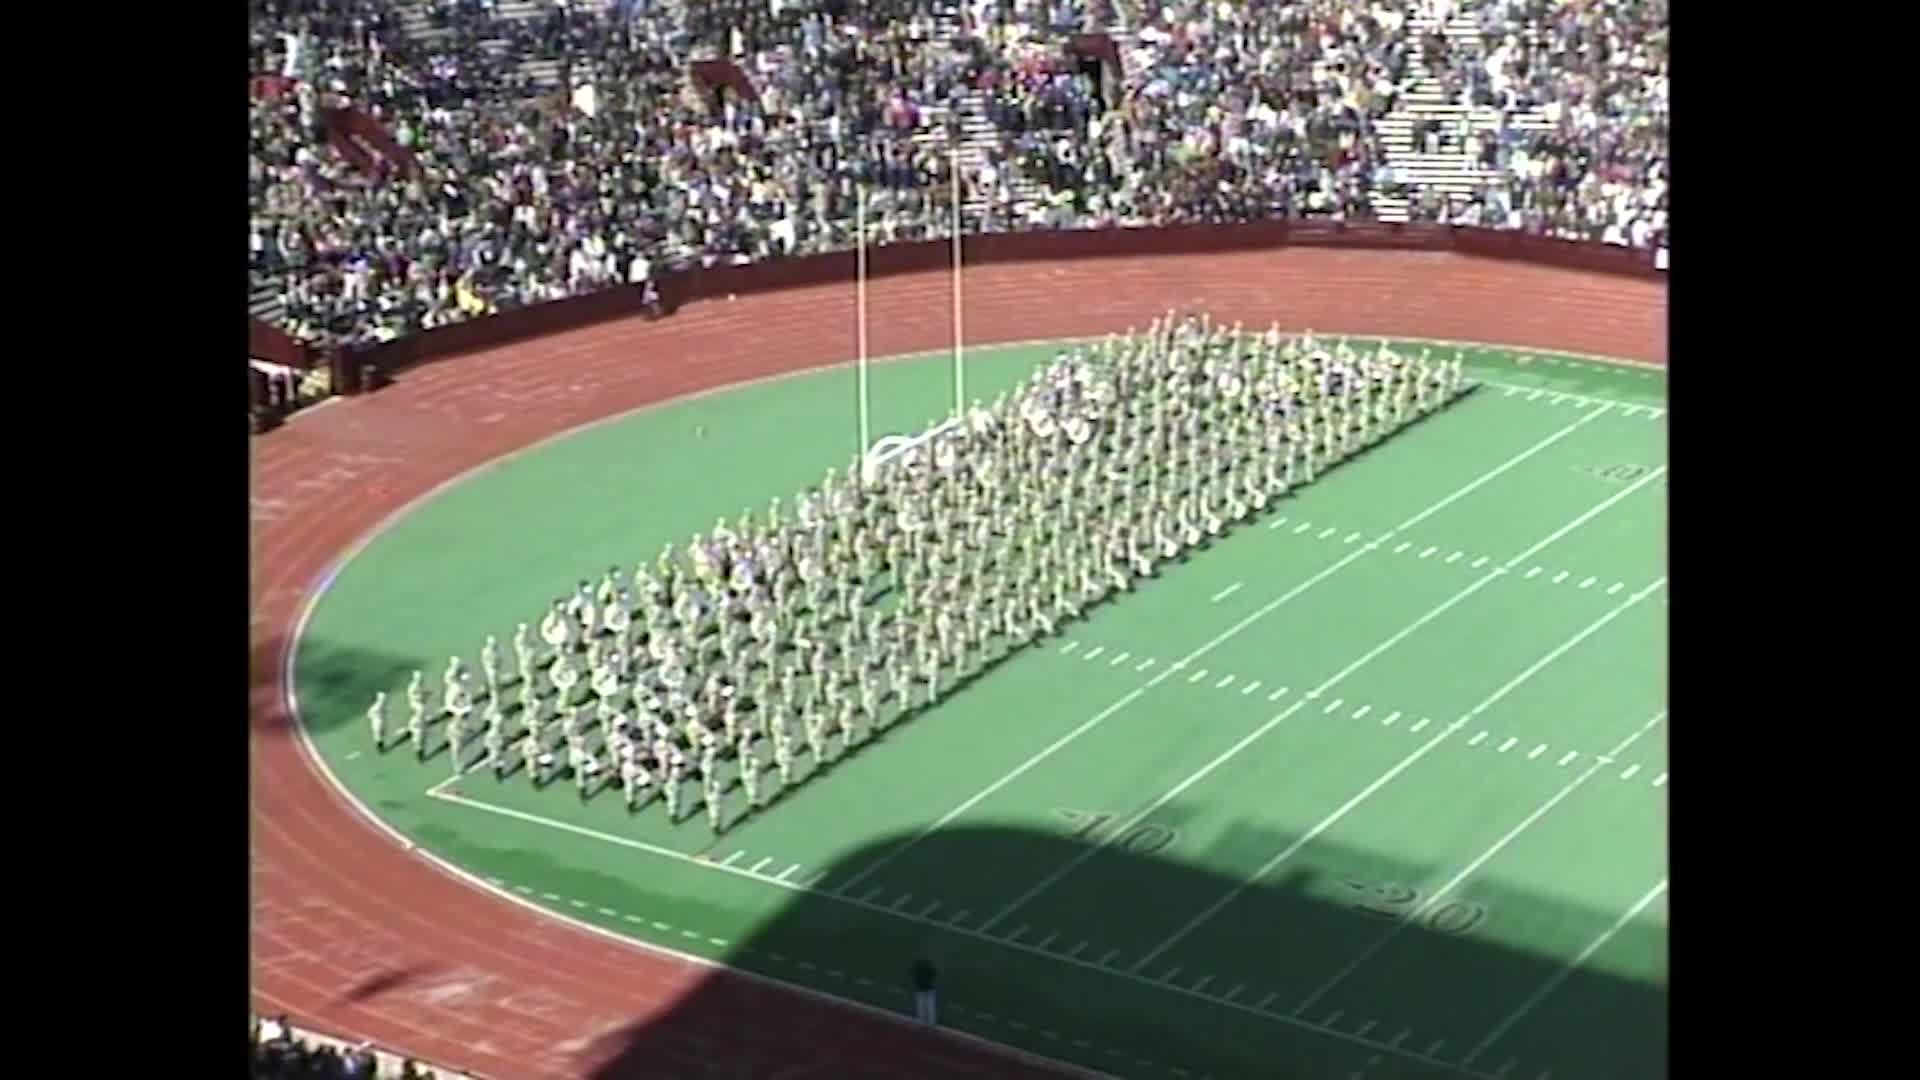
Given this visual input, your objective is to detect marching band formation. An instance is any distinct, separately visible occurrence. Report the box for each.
[364,316,1474,833]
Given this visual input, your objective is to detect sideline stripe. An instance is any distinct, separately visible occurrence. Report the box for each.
[284,661,1106,1080]
[420,785,1501,1080]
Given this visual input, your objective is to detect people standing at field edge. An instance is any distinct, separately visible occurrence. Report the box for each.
[912,955,939,1025]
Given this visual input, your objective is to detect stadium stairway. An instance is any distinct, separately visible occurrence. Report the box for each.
[395,2,453,50]
[951,86,1050,221]
[398,0,616,97]
[492,0,565,90]
[1372,9,1553,223]
[249,274,286,326]
[922,5,1047,222]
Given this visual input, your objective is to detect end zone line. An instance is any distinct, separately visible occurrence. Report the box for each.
[287,681,1106,1079]
[401,795,1109,1080]
[831,406,1612,898]
[422,784,1499,1080]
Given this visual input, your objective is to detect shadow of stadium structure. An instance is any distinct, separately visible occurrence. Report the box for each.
[561,821,1666,1080]
[261,638,1664,1080]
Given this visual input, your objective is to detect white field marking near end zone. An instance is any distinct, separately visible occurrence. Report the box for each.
[287,666,1105,1077]
[831,405,1613,898]
[1463,878,1670,1066]
[1132,572,1668,974]
[1293,709,1668,1014]
[986,461,1662,939]
[426,783,1503,1080]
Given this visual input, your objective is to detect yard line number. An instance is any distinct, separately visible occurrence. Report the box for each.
[1579,463,1654,486]
[1340,878,1488,936]
[1053,808,1180,858]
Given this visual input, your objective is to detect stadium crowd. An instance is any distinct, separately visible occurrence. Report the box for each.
[248,0,1669,349]
[981,0,1412,229]
[251,1015,451,1080]
[1405,0,1668,248]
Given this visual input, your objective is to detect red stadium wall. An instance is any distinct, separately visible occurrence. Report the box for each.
[250,311,312,369]
[326,106,419,178]
[254,223,1666,391]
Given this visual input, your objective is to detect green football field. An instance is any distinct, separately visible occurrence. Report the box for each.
[293,337,1668,1080]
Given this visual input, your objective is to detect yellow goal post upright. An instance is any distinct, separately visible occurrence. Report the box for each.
[855,181,872,463]
[950,140,964,419]
[855,144,973,488]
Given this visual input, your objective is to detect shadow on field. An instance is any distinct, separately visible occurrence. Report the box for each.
[555,818,1667,1080]
[250,637,1665,1079]
[252,635,424,736]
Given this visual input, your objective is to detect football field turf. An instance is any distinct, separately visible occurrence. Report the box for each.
[293,337,1668,1080]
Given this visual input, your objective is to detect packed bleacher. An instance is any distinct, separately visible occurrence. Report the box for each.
[984,0,1412,228]
[1403,0,1667,246]
[247,0,1669,351]
[251,1014,460,1080]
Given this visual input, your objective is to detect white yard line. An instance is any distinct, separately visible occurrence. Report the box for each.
[1047,661,1652,791]
[1305,332,1665,378]
[1128,572,1667,973]
[1274,511,1616,595]
[830,407,1613,898]
[1462,879,1670,1066]
[984,465,1663,938]
[427,785,1500,1080]
[1292,710,1667,1013]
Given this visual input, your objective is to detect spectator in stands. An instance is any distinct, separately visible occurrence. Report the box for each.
[247,0,1667,352]
[974,0,1411,227]
[250,1016,432,1080]
[1423,0,1668,251]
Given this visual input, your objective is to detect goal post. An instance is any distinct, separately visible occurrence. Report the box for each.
[951,141,964,418]
[856,182,871,459]
[851,144,965,479]
[861,415,966,486]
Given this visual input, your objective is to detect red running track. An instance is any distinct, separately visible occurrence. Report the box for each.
[249,248,1667,1080]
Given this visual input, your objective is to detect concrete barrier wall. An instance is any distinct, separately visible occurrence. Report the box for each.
[300,222,1661,394]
